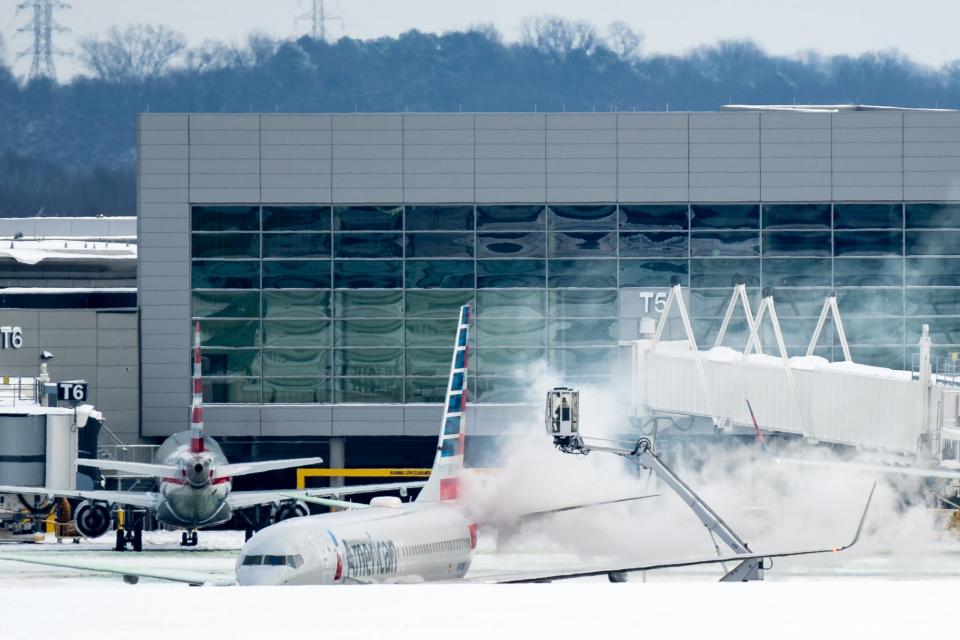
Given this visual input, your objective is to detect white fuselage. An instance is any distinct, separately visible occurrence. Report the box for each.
[153,433,233,528]
[236,502,475,585]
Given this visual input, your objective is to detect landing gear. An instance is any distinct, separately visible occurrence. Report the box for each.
[180,530,198,547]
[113,509,146,552]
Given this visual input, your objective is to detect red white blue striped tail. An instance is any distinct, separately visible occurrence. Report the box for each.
[191,321,205,453]
[416,304,469,503]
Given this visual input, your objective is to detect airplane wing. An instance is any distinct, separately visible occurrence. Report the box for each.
[468,483,874,584]
[216,457,324,478]
[226,480,426,510]
[284,494,371,510]
[0,485,162,510]
[0,553,233,586]
[77,459,178,477]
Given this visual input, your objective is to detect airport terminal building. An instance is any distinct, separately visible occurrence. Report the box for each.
[134,108,960,462]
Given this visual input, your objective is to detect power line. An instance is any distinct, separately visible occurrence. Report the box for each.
[297,0,342,42]
[15,0,69,81]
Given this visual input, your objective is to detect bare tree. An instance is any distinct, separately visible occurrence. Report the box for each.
[520,16,599,57]
[606,21,644,60]
[80,24,187,82]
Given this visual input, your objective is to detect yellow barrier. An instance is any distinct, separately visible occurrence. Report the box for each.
[296,468,431,489]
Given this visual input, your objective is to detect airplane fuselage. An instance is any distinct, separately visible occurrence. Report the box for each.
[236,501,475,585]
[152,432,232,529]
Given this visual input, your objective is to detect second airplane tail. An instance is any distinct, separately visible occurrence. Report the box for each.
[416,304,470,503]
[191,321,205,454]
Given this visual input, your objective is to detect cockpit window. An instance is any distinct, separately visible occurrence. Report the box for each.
[241,554,303,569]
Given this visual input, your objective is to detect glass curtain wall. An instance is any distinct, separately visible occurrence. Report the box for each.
[191,202,960,404]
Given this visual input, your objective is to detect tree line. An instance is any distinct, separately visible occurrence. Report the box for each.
[1,18,958,216]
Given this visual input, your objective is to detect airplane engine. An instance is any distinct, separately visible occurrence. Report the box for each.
[274,501,309,522]
[74,501,111,538]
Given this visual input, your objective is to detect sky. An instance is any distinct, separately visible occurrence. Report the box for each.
[1,0,959,80]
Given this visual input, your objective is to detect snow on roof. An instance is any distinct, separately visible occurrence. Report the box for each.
[0,287,136,294]
[0,239,137,265]
[722,104,958,113]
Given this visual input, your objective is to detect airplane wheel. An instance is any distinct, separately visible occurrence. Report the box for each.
[115,529,126,552]
[132,528,143,552]
[180,531,189,546]
[191,531,198,546]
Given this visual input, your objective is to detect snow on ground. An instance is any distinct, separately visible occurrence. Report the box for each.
[2,528,960,637]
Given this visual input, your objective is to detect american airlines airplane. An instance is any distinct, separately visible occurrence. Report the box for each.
[0,323,423,551]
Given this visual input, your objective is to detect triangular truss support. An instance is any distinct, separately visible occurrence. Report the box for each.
[806,292,852,362]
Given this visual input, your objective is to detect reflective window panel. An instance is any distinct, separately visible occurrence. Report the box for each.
[263,378,331,404]
[908,319,960,346]
[619,260,688,287]
[262,290,330,319]
[476,205,547,230]
[689,289,760,318]
[476,319,547,347]
[192,291,259,318]
[548,319,618,346]
[334,290,403,318]
[548,232,616,258]
[191,205,259,232]
[619,204,688,230]
[191,233,259,259]
[906,203,960,229]
[405,205,474,231]
[263,319,332,347]
[263,233,331,258]
[619,232,687,258]
[762,231,832,257]
[690,231,760,257]
[906,230,960,256]
[406,233,474,258]
[405,377,453,403]
[262,206,330,232]
[905,288,960,316]
[202,378,261,403]
[192,261,259,289]
[476,232,546,258]
[547,204,617,230]
[549,289,617,318]
[835,258,903,287]
[406,260,475,288]
[404,290,474,318]
[200,349,260,377]
[476,348,546,374]
[548,259,617,288]
[834,203,902,229]
[335,233,404,258]
[406,349,454,376]
[335,377,403,403]
[334,348,404,377]
[841,318,904,346]
[333,260,402,288]
[197,319,260,348]
[762,203,831,230]
[833,230,903,257]
[476,260,546,288]
[690,204,759,230]
[405,319,464,348]
[905,258,960,286]
[262,349,332,376]
[764,289,832,318]
[476,289,546,318]
[475,377,529,403]
[334,319,403,347]
[263,260,331,289]
[689,259,760,288]
[548,347,619,375]
[848,347,905,370]
[835,288,904,317]
[333,205,403,231]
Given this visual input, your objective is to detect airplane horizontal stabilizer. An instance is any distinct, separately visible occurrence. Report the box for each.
[0,484,162,510]
[280,493,370,510]
[226,480,425,510]
[0,553,233,586]
[216,457,324,478]
[76,459,178,478]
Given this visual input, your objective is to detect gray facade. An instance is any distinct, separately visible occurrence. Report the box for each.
[138,110,960,439]
[0,310,139,444]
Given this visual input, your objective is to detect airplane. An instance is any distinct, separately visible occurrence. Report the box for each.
[0,322,424,551]
[0,308,872,585]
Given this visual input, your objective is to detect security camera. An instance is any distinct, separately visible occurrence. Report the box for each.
[40,350,54,360]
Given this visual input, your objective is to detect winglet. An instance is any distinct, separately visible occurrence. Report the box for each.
[416,304,470,503]
[191,321,205,453]
[745,399,770,455]
[841,482,876,551]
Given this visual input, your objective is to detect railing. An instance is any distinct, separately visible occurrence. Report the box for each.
[0,377,38,406]
[910,353,960,387]
[96,444,161,468]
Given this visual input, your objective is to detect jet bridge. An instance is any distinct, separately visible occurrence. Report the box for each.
[628,281,960,464]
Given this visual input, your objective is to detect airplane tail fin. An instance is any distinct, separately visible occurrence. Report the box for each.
[191,321,205,454]
[416,304,470,503]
